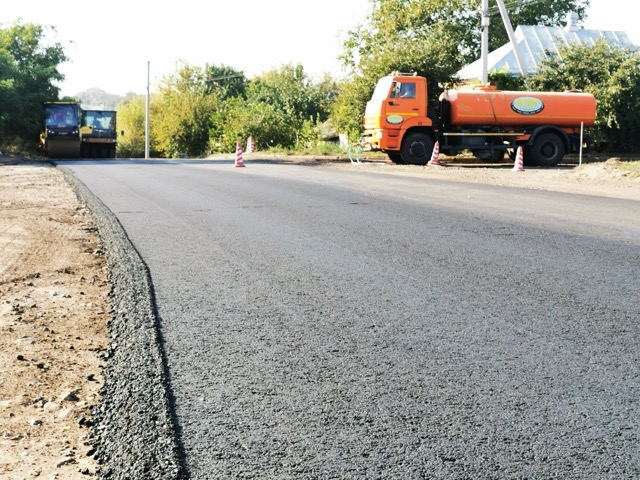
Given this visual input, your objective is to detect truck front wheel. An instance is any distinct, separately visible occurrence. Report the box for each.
[387,152,405,164]
[527,133,564,167]
[401,132,434,166]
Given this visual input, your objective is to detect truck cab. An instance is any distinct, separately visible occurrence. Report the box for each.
[362,73,435,165]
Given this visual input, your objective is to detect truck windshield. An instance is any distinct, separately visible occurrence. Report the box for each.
[396,82,416,99]
[46,105,78,126]
[83,111,116,129]
[371,77,394,100]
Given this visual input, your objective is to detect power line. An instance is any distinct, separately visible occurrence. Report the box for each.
[486,0,550,16]
[205,74,244,84]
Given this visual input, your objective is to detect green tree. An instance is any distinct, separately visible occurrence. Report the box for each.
[330,76,374,141]
[340,0,473,98]
[116,94,151,158]
[0,48,18,140]
[202,65,248,151]
[526,40,640,151]
[0,21,67,143]
[488,70,525,90]
[250,64,320,146]
[153,63,217,157]
[203,64,248,100]
[332,0,589,138]
[209,64,338,152]
[210,96,291,152]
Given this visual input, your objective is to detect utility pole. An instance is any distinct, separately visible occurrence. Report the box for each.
[481,0,528,83]
[496,0,528,76]
[145,61,150,160]
[481,0,490,84]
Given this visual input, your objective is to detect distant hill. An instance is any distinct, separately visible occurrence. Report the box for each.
[75,88,127,110]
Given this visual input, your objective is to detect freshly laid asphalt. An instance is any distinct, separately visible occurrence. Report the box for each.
[62,159,639,479]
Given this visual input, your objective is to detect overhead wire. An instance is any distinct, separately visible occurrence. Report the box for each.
[486,0,550,16]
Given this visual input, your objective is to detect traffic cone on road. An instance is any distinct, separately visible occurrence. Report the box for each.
[428,141,441,166]
[512,146,524,172]
[235,140,245,167]
[246,135,256,153]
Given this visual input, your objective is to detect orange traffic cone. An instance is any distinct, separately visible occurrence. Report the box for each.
[246,135,256,153]
[235,140,245,167]
[428,141,441,166]
[513,146,524,172]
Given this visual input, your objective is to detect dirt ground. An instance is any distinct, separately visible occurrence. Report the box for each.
[325,153,640,201]
[0,158,110,479]
[0,153,638,479]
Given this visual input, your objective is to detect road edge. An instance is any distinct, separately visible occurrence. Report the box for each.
[58,165,185,479]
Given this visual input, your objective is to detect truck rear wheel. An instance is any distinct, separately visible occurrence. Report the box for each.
[400,132,434,166]
[527,132,564,167]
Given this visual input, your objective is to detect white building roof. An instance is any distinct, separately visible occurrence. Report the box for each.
[457,21,636,80]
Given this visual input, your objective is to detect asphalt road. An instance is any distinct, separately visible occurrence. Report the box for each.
[62,159,639,479]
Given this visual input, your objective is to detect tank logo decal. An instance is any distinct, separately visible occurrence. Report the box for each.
[511,97,544,115]
[386,114,404,125]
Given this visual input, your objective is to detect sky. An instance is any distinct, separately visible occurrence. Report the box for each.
[2,0,637,98]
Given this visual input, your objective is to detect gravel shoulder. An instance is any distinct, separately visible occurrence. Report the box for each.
[0,153,637,478]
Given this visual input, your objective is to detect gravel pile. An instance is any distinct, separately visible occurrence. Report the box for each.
[62,168,184,479]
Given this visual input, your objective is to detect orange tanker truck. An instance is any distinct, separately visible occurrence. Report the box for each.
[361,72,596,166]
